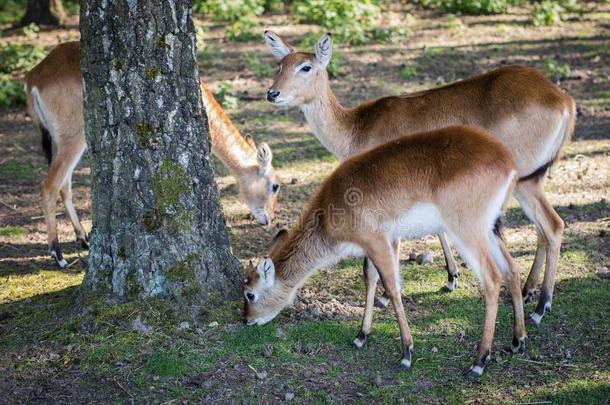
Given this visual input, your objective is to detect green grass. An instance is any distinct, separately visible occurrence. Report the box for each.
[1,2,609,402]
[0,161,34,179]
[2,240,607,402]
[145,349,190,377]
[0,225,26,237]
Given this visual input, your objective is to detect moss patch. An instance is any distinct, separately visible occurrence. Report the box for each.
[144,66,160,80]
[110,58,122,71]
[135,122,158,149]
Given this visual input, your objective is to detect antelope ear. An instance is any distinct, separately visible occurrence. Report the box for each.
[315,33,333,69]
[269,228,288,254]
[257,257,275,287]
[257,143,273,174]
[244,134,257,150]
[264,30,293,61]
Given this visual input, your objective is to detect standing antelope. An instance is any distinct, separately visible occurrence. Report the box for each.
[25,41,281,268]
[244,126,526,376]
[264,31,575,324]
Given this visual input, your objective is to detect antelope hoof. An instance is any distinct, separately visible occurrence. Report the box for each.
[398,345,413,370]
[442,279,456,292]
[511,336,527,355]
[464,353,489,378]
[352,331,367,349]
[528,312,543,326]
[51,250,67,269]
[374,295,390,308]
[464,365,484,378]
[529,296,551,326]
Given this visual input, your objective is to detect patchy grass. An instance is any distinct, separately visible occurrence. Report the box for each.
[0,161,34,179]
[1,2,609,403]
[0,225,26,236]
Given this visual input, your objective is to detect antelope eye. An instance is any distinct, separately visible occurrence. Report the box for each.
[300,65,312,73]
[272,183,280,193]
[246,293,256,302]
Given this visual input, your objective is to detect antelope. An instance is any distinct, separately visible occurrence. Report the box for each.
[264,31,575,325]
[244,126,526,376]
[25,41,281,268]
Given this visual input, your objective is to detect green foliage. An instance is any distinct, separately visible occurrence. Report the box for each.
[225,17,260,42]
[368,25,410,44]
[0,43,45,74]
[414,0,520,15]
[63,0,80,16]
[0,0,25,26]
[193,0,266,21]
[243,52,274,77]
[200,45,222,62]
[400,65,417,80]
[0,42,44,108]
[21,23,39,39]
[292,0,382,45]
[215,81,239,110]
[544,58,571,78]
[531,0,576,26]
[0,75,26,109]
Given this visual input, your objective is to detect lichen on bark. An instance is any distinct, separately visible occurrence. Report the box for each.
[80,0,242,305]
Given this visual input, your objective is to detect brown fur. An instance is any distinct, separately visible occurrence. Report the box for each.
[26,41,280,266]
[264,31,576,319]
[244,126,525,375]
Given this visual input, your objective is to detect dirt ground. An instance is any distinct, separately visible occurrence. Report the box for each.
[1,3,609,404]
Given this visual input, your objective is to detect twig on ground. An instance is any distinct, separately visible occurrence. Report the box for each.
[66,257,81,269]
[511,357,578,368]
[31,212,64,220]
[113,378,134,398]
[517,401,552,405]
[0,200,17,211]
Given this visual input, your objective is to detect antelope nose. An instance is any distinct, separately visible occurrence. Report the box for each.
[267,89,280,102]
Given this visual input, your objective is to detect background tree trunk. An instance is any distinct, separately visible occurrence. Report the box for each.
[20,0,65,26]
[79,0,242,304]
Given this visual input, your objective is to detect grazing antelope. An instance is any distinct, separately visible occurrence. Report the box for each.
[25,41,281,268]
[264,31,575,324]
[244,126,526,376]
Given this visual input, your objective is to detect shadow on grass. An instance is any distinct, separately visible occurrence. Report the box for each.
[0,273,607,403]
[504,200,610,229]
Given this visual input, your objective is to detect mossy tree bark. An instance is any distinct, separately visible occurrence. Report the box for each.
[20,0,66,27]
[79,0,242,304]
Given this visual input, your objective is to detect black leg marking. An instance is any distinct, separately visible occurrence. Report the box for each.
[374,292,390,308]
[523,288,535,303]
[464,350,490,378]
[518,160,554,182]
[50,239,67,268]
[442,272,458,292]
[40,125,53,165]
[511,336,526,354]
[352,330,368,349]
[529,290,552,326]
[399,345,413,370]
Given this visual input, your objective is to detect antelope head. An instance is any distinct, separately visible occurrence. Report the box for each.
[239,135,281,225]
[243,258,294,325]
[264,31,333,107]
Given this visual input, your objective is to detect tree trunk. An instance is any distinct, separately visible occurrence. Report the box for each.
[20,0,66,26]
[79,0,242,304]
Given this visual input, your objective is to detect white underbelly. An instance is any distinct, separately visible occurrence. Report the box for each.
[387,203,444,240]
